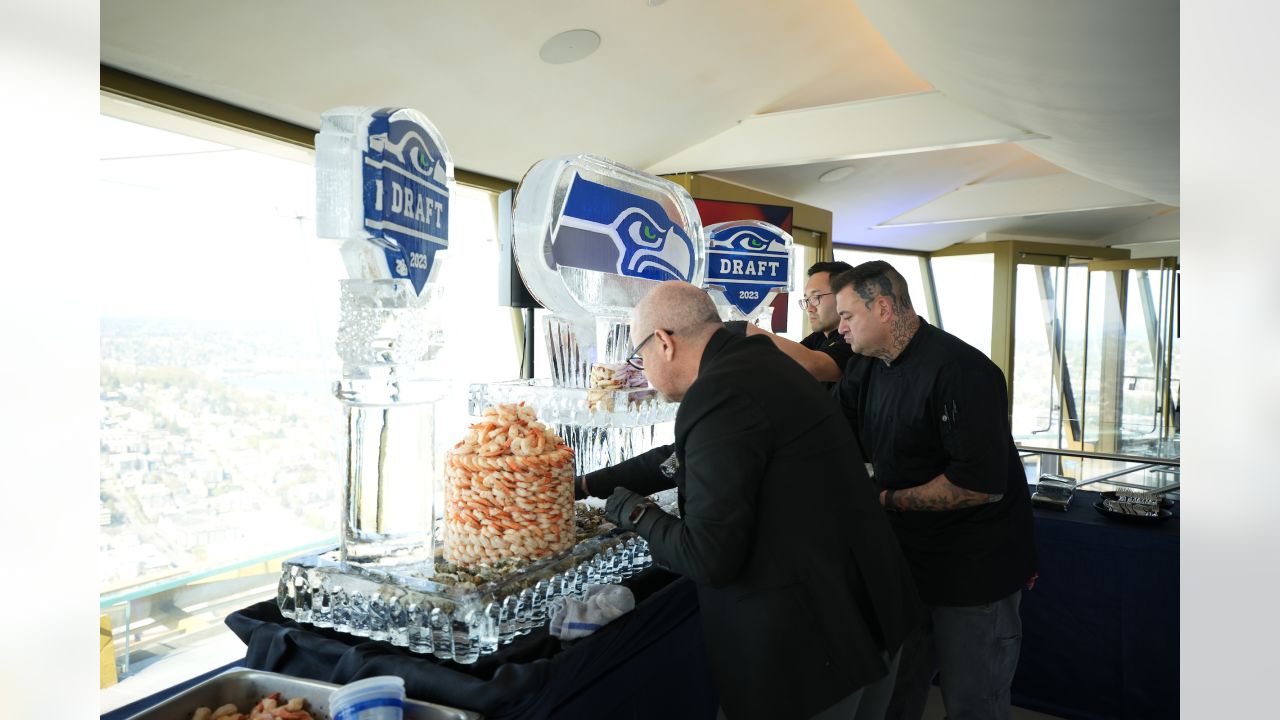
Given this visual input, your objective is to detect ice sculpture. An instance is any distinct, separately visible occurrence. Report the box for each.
[314,107,454,565]
[474,154,706,475]
[702,220,794,325]
[512,155,704,331]
[278,137,672,663]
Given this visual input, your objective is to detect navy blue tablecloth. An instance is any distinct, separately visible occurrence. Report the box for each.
[1012,490,1179,719]
[113,493,1176,720]
[227,568,717,720]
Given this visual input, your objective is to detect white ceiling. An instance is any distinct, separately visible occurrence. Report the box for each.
[100,0,1179,253]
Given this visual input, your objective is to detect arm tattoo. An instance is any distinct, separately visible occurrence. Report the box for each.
[892,474,1003,511]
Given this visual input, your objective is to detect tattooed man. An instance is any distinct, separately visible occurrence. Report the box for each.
[831,261,1036,720]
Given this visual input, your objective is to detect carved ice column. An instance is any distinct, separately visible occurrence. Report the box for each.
[313,106,455,565]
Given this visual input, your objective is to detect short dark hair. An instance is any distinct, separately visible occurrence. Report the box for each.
[807,260,853,278]
[830,260,914,313]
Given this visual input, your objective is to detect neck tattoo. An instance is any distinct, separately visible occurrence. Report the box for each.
[884,315,920,364]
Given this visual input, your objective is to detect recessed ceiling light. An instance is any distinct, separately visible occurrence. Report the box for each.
[818,165,858,183]
[539,29,601,64]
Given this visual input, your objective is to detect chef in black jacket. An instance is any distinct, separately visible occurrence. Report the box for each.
[579,280,921,720]
[830,261,1036,720]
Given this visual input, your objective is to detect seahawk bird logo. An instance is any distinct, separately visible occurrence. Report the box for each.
[370,127,447,187]
[708,228,788,255]
[552,173,696,282]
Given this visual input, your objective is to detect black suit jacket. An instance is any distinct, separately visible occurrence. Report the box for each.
[584,329,922,720]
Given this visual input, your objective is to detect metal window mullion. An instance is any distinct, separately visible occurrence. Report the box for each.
[1159,262,1178,437]
[1080,266,1093,451]
[920,255,941,328]
[1033,264,1083,447]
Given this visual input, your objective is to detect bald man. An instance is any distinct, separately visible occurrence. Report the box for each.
[580,281,921,720]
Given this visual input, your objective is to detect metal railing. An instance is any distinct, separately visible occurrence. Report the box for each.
[101,538,335,679]
[1017,446,1180,467]
[1020,446,1179,499]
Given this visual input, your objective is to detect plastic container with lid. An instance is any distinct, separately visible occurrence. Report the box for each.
[330,675,406,720]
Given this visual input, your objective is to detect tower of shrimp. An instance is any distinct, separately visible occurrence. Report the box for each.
[443,402,576,565]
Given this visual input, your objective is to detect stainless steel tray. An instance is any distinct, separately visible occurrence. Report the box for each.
[123,667,481,720]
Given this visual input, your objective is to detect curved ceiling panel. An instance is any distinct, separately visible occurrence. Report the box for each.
[857,0,1178,205]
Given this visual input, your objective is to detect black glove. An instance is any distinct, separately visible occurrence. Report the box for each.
[605,487,654,531]
[723,320,748,337]
[573,475,589,500]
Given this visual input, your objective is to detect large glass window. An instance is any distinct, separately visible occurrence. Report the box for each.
[1007,255,1179,465]
[99,112,341,588]
[99,103,511,709]
[1009,260,1090,448]
[930,253,993,355]
[832,247,932,324]
[99,109,341,706]
[1081,262,1180,458]
[1011,262,1061,443]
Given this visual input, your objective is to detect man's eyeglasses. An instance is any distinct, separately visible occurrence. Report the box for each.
[626,329,673,370]
[797,292,833,310]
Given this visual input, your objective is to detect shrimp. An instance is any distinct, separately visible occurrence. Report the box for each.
[444,403,577,565]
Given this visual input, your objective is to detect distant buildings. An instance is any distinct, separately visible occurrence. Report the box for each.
[99,318,340,592]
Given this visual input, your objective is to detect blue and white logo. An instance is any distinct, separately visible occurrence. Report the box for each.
[361,109,449,295]
[551,173,696,283]
[704,221,791,316]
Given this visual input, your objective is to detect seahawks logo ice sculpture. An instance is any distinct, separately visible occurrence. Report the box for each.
[512,155,705,321]
[315,107,453,297]
[702,220,793,322]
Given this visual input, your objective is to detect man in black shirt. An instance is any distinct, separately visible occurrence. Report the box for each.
[830,261,1036,720]
[744,260,860,385]
[581,281,921,720]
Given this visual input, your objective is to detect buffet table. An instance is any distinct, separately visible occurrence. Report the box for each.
[107,490,1178,720]
[1012,489,1179,719]
[227,567,717,720]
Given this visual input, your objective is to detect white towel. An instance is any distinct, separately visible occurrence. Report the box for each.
[547,585,636,640]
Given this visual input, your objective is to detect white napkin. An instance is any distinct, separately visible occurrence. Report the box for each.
[547,584,636,640]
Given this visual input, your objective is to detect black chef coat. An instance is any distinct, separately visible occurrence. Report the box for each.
[835,320,1036,606]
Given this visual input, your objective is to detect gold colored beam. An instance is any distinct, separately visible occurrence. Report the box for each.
[930,239,1129,261]
[1008,241,1129,260]
[990,243,1016,396]
[456,170,516,193]
[1088,257,1178,272]
[101,65,314,149]
[101,65,516,193]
